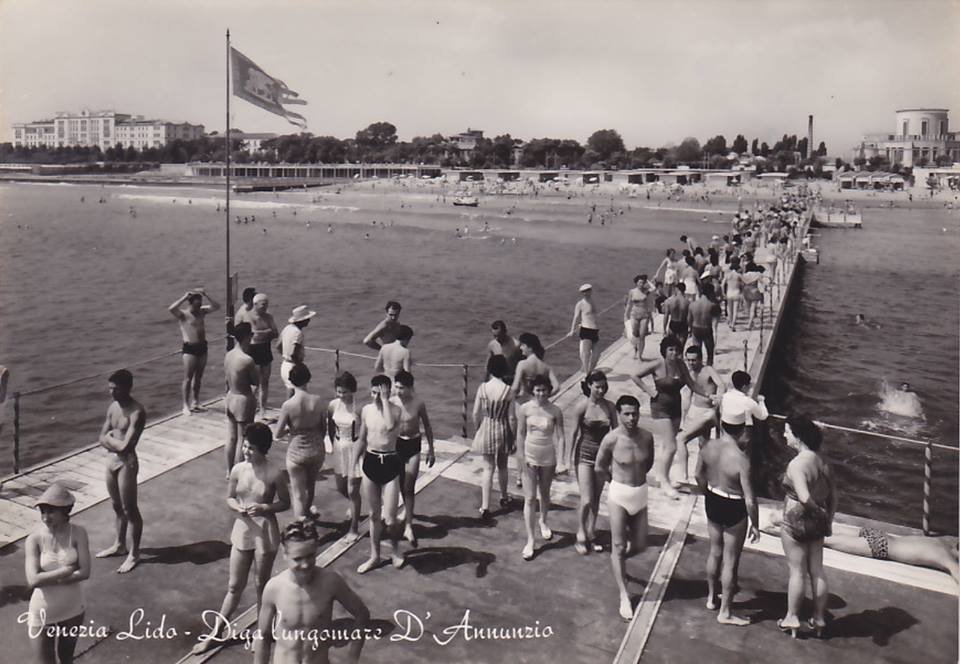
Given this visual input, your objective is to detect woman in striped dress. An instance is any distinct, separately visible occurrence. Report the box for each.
[472,354,516,518]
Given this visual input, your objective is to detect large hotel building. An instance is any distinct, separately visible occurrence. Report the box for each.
[854,108,959,167]
[11,109,204,151]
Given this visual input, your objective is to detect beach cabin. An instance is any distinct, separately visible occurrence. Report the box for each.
[704,171,742,187]
[458,170,485,182]
[497,171,520,181]
[626,170,660,184]
[582,172,601,184]
[759,172,789,185]
[662,170,702,185]
[538,171,560,182]
[837,172,856,189]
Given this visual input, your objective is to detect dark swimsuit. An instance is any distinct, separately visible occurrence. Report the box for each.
[362,450,402,485]
[578,418,610,465]
[397,434,422,462]
[650,374,683,419]
[182,340,208,356]
[704,487,747,528]
[248,342,273,366]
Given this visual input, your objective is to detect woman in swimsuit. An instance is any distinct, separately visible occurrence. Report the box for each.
[25,483,91,664]
[516,374,566,561]
[740,265,767,330]
[778,414,836,638]
[327,372,362,542]
[632,336,707,499]
[623,274,655,360]
[195,423,289,654]
[571,370,616,555]
[511,333,562,475]
[721,260,743,330]
[472,354,517,517]
[275,364,326,519]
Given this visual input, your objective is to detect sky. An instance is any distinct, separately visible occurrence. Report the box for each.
[1,0,958,155]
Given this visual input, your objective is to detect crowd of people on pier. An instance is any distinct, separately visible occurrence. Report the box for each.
[20,191,959,663]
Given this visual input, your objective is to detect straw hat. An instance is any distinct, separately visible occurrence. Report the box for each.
[288,305,317,324]
[35,483,75,508]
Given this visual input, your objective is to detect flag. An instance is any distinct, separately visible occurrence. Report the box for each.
[230,47,308,129]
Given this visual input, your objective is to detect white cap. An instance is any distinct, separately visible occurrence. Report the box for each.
[579,283,592,292]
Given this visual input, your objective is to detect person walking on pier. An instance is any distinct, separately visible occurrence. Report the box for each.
[695,418,760,626]
[675,346,725,484]
[595,395,654,621]
[225,323,259,478]
[362,300,403,351]
[279,305,315,398]
[328,372,363,542]
[95,369,145,574]
[721,261,743,331]
[25,484,91,664]
[193,423,289,656]
[689,282,721,366]
[275,364,326,519]
[511,333,563,473]
[392,370,435,544]
[516,375,565,561]
[354,375,405,574]
[169,288,220,416]
[235,292,279,420]
[662,283,690,349]
[571,370,616,555]
[472,355,517,517]
[778,415,836,638]
[374,325,413,379]
[624,275,656,361]
[568,284,600,375]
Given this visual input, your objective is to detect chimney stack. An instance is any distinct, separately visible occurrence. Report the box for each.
[808,115,814,158]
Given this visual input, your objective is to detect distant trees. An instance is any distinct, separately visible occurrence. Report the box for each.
[672,137,702,164]
[703,135,727,157]
[732,134,748,155]
[586,129,626,164]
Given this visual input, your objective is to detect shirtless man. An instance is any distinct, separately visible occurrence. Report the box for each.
[391,371,436,546]
[374,325,413,379]
[688,283,721,365]
[695,419,760,625]
[487,320,522,376]
[362,300,402,351]
[169,288,220,415]
[280,306,315,398]
[595,395,655,621]
[662,283,690,349]
[569,284,600,374]
[624,274,655,360]
[254,521,370,664]
[354,375,405,573]
[96,369,146,574]
[235,292,279,418]
[675,346,725,483]
[225,323,259,477]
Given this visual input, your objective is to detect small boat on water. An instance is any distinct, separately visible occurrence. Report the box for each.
[811,206,862,229]
[453,195,479,207]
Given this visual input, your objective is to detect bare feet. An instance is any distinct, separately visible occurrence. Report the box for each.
[521,543,534,561]
[662,485,681,500]
[117,554,140,574]
[356,557,380,574]
[344,531,361,544]
[706,595,718,610]
[539,522,553,540]
[96,543,127,559]
[574,539,588,555]
[619,596,634,621]
[391,552,405,569]
[182,405,192,417]
[717,613,750,626]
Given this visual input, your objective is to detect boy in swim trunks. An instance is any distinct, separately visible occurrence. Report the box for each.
[695,419,760,625]
[354,375,405,574]
[235,292,279,419]
[169,288,220,416]
[688,283,721,365]
[662,283,690,349]
[595,395,655,620]
[225,323,259,478]
[569,284,600,374]
[391,371,436,547]
[374,325,413,379]
[96,369,146,574]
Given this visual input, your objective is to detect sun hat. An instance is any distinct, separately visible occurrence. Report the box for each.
[252,293,268,304]
[579,283,592,292]
[288,305,317,324]
[35,483,76,509]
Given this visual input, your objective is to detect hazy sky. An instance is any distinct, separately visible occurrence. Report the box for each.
[1,0,958,154]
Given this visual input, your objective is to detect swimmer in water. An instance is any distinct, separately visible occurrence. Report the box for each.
[854,313,881,329]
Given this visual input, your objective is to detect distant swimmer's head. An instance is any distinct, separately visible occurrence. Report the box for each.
[518,332,545,359]
[232,322,253,345]
[385,301,402,320]
[241,287,257,306]
[244,422,273,456]
[680,235,688,242]
[396,325,414,345]
[784,414,822,452]
[899,382,912,392]
[334,371,357,397]
[731,370,752,392]
[487,354,509,380]
[660,336,682,359]
[855,314,866,324]
[289,363,311,388]
[108,369,133,400]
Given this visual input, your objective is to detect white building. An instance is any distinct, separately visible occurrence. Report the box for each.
[854,108,959,167]
[11,109,204,151]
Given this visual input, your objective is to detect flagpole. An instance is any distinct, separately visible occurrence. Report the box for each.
[225,29,233,350]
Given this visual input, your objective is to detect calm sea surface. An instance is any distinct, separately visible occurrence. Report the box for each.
[1,181,957,531]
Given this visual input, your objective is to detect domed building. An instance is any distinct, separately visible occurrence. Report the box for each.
[854,108,959,167]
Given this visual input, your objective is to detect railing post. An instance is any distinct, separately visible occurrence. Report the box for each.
[922,440,932,535]
[743,340,749,370]
[759,303,765,351]
[461,364,469,438]
[334,349,341,376]
[13,392,21,474]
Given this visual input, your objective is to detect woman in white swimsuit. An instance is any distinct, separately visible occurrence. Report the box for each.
[327,372,362,542]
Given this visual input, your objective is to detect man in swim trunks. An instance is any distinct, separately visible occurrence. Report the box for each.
[279,305,315,398]
[169,288,220,416]
[662,283,690,349]
[225,323,259,477]
[254,520,370,664]
[391,371,436,547]
[354,375,405,574]
[695,418,760,626]
[235,292,279,419]
[675,346,725,483]
[688,282,722,365]
[595,395,655,621]
[374,325,413,379]
[96,369,146,574]
[362,300,402,351]
[569,284,600,374]
[487,320,522,376]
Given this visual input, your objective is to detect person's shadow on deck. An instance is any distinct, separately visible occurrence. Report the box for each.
[827,606,919,645]
[403,546,495,578]
[137,540,230,566]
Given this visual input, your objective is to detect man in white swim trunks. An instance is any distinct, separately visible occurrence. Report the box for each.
[374,325,413,379]
[675,346,725,483]
[595,395,655,621]
[569,284,600,374]
[279,305,315,398]
[224,323,259,477]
